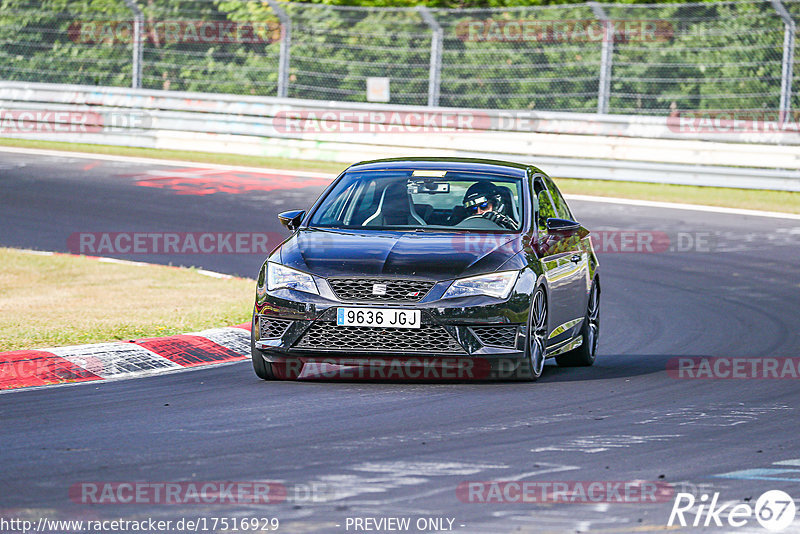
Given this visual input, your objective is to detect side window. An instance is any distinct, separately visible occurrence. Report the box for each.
[315,181,356,225]
[546,178,574,221]
[534,181,557,232]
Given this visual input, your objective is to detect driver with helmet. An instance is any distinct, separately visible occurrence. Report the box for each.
[462,182,516,230]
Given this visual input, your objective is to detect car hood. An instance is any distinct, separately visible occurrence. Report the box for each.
[279,228,523,280]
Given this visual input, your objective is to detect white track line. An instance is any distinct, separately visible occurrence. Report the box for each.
[14,248,243,280]
[97,257,150,267]
[1,145,797,219]
[0,145,333,178]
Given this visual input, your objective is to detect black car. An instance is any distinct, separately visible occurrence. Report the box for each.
[251,157,599,381]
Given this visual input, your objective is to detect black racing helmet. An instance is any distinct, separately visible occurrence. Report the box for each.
[463,182,503,214]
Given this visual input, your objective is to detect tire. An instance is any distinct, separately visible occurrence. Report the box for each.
[517,287,547,381]
[251,310,277,380]
[556,279,600,367]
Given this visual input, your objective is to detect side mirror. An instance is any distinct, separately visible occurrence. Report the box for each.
[546,218,581,233]
[278,210,305,232]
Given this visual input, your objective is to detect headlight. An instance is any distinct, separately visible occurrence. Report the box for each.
[442,271,519,300]
[267,262,319,295]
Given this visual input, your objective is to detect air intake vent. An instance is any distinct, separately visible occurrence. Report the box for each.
[471,325,519,348]
[327,278,435,303]
[295,323,464,353]
[259,316,293,339]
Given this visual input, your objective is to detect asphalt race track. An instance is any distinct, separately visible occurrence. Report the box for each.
[1,149,800,533]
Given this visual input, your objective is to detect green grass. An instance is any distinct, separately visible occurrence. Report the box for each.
[556,178,800,214]
[1,137,798,214]
[0,248,254,352]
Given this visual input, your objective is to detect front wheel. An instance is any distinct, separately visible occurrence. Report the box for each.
[518,287,547,381]
[556,280,600,367]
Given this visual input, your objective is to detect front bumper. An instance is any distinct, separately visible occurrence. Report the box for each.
[253,275,535,379]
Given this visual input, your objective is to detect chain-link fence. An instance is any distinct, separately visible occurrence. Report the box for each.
[0,0,797,115]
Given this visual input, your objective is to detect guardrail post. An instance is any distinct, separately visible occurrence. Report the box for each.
[417,6,442,107]
[123,0,143,89]
[588,1,612,115]
[771,0,796,125]
[267,0,291,99]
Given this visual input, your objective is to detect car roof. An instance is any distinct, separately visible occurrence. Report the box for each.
[345,157,533,178]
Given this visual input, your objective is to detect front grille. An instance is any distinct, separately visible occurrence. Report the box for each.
[328,278,435,303]
[259,316,293,339]
[294,323,464,353]
[471,325,520,348]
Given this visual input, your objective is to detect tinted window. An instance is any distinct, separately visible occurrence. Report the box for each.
[534,179,557,232]
[545,177,574,220]
[311,180,359,226]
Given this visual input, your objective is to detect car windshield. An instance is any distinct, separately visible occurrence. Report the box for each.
[308,170,524,232]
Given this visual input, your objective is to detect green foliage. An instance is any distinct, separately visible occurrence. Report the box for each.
[0,0,791,114]
[0,0,133,86]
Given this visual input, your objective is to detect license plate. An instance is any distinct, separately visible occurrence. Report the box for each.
[336,308,421,329]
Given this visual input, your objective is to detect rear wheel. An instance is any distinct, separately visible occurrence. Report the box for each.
[556,280,600,367]
[251,310,277,380]
[518,287,547,381]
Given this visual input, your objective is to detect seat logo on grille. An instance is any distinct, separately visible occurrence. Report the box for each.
[372,283,388,296]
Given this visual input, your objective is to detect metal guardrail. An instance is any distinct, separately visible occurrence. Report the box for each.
[1,81,799,191]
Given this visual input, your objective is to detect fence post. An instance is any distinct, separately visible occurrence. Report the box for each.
[417,6,442,107]
[771,0,795,125]
[267,0,291,99]
[588,1,612,115]
[123,0,143,89]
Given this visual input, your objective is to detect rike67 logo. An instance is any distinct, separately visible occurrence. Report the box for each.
[668,490,796,531]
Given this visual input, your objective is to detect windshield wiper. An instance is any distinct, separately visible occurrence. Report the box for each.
[411,226,462,233]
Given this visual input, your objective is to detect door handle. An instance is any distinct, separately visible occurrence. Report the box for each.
[570,254,582,263]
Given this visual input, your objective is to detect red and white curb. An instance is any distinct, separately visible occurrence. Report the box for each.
[0,324,251,392]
